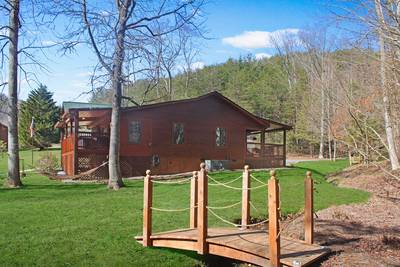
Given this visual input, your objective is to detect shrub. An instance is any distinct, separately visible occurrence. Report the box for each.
[0,140,6,157]
[36,153,59,174]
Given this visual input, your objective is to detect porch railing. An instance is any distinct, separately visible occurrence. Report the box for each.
[246,143,285,168]
[61,135,74,153]
[246,142,284,158]
[77,131,109,151]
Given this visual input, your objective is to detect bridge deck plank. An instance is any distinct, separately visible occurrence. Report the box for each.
[135,227,329,266]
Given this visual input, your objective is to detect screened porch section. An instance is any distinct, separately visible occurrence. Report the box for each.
[245,128,287,169]
[57,105,111,176]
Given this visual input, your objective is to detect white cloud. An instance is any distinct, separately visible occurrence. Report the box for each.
[191,61,205,70]
[71,80,88,90]
[76,71,93,78]
[99,10,112,17]
[255,53,271,60]
[222,28,299,49]
[42,40,57,46]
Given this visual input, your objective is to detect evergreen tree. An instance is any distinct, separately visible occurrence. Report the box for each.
[19,84,60,149]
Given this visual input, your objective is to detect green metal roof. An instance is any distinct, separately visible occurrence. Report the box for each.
[62,101,111,112]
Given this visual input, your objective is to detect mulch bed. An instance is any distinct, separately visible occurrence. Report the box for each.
[281,162,400,266]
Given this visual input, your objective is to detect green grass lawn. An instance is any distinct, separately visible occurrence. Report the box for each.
[0,148,61,175]
[0,152,370,267]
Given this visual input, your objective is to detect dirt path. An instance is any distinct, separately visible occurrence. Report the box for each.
[283,164,400,266]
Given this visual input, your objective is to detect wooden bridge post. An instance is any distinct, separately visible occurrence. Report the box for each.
[241,165,250,228]
[190,171,198,228]
[143,170,153,247]
[73,111,79,175]
[197,163,208,254]
[268,170,281,267]
[304,171,314,244]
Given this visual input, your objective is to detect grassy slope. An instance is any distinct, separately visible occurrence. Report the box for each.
[0,152,369,266]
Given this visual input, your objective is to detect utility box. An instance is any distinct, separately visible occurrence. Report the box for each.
[205,160,231,171]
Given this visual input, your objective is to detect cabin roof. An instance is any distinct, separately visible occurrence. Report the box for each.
[62,101,112,112]
[122,91,292,130]
[57,92,292,131]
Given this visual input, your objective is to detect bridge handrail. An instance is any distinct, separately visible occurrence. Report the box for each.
[142,164,315,267]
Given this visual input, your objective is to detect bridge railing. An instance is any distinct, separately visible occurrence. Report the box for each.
[142,164,315,267]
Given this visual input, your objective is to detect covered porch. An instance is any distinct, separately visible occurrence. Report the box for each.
[245,119,291,169]
[55,102,111,176]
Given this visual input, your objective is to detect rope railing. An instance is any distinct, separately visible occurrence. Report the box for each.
[276,210,305,240]
[151,176,193,184]
[207,207,269,228]
[151,206,195,212]
[208,174,242,186]
[206,201,242,210]
[142,164,316,266]
[249,200,264,212]
[250,174,268,186]
[207,174,267,191]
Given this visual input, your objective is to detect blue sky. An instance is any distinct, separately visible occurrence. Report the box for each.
[20,0,328,104]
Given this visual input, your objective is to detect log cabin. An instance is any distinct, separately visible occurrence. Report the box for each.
[55,92,291,178]
[0,113,8,144]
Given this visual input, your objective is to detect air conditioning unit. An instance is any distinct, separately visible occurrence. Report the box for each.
[205,160,231,171]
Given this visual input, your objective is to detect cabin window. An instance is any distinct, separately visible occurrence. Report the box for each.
[128,121,141,144]
[173,123,184,144]
[216,127,227,146]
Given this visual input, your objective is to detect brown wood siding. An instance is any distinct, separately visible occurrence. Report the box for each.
[120,97,262,175]
[61,136,75,175]
[0,124,7,144]
[59,93,288,177]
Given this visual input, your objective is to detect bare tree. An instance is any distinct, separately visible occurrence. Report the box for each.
[158,33,183,100]
[0,0,59,187]
[298,29,334,159]
[1,0,22,187]
[55,0,205,189]
[374,0,400,170]
[330,0,400,169]
[181,36,200,97]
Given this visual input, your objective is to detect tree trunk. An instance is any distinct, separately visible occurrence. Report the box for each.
[348,145,352,166]
[318,87,325,159]
[108,79,123,189]
[375,0,400,170]
[333,139,337,162]
[167,69,173,100]
[108,0,132,189]
[6,0,22,188]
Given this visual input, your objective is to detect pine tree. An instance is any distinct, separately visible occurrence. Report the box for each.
[19,84,60,149]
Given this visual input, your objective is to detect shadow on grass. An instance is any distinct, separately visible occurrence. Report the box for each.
[149,247,241,267]
[0,180,144,192]
[20,147,60,152]
[292,166,326,178]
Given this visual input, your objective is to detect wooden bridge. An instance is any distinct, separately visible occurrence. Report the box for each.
[135,164,330,267]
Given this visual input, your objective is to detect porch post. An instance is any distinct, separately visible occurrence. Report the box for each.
[283,130,287,167]
[268,170,281,267]
[60,128,64,169]
[241,165,250,228]
[190,171,198,228]
[143,170,153,246]
[73,111,79,175]
[261,128,266,157]
[304,171,314,244]
[197,163,208,254]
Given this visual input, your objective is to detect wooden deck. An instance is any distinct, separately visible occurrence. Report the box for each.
[138,165,330,267]
[135,227,329,266]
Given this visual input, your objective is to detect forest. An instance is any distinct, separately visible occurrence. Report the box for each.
[90,47,389,164]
